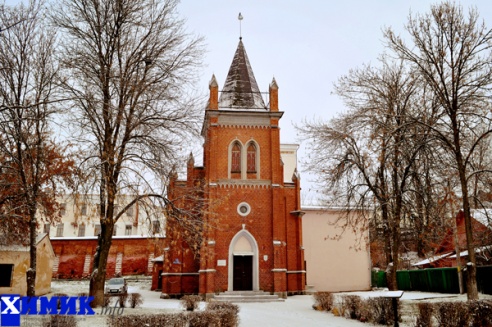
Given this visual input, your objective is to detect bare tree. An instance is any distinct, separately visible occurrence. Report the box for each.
[0,0,74,296]
[299,57,426,290]
[52,0,204,306]
[385,1,492,300]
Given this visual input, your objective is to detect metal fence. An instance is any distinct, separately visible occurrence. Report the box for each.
[371,265,492,295]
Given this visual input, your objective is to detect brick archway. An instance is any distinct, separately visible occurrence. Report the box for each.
[228,227,259,291]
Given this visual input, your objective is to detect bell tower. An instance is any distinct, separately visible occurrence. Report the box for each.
[162,38,305,299]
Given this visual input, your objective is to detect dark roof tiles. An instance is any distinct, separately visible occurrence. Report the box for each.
[219,39,266,109]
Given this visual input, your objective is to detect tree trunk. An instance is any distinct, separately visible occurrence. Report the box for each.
[89,224,113,307]
[457,156,478,300]
[27,208,37,296]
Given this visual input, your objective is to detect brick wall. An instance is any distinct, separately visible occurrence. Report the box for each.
[51,237,165,279]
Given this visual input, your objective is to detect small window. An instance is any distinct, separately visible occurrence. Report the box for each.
[125,225,132,236]
[56,223,64,237]
[0,264,13,287]
[247,143,257,173]
[113,225,117,236]
[81,204,87,216]
[78,224,86,237]
[152,220,160,234]
[231,142,241,173]
[237,202,251,217]
[94,224,101,236]
[60,203,66,216]
[43,223,51,234]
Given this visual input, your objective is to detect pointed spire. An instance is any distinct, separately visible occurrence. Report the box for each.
[219,39,266,109]
[292,168,300,182]
[187,152,195,167]
[209,74,218,87]
[269,77,279,111]
[208,74,219,110]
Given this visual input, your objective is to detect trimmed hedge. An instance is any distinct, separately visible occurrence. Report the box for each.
[107,301,240,327]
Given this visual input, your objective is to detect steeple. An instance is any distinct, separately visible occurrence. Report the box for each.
[218,39,266,109]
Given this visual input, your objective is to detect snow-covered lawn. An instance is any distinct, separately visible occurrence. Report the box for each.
[19,279,492,326]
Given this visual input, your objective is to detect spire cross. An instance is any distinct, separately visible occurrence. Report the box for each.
[238,12,243,39]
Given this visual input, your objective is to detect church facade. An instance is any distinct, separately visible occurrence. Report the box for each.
[160,38,305,299]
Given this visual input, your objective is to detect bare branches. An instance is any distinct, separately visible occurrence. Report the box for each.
[385,1,492,301]
[301,1,492,300]
[52,0,204,306]
[0,0,75,296]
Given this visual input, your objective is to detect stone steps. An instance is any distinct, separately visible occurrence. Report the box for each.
[211,291,284,303]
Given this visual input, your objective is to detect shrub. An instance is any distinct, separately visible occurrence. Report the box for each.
[188,311,221,327]
[42,315,77,327]
[312,292,334,311]
[364,297,397,325]
[468,300,492,327]
[129,293,143,308]
[107,313,187,327]
[117,293,129,308]
[207,302,240,327]
[434,302,469,327]
[414,302,433,327]
[180,295,202,311]
[340,295,363,320]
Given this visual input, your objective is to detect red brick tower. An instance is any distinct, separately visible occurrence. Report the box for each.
[161,38,305,299]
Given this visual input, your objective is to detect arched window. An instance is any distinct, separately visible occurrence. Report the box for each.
[231,142,241,173]
[247,143,257,173]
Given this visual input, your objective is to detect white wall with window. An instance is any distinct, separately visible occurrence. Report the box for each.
[38,195,166,239]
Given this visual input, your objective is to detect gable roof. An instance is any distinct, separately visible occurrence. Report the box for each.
[471,209,492,229]
[0,233,50,252]
[218,38,266,109]
[435,210,492,255]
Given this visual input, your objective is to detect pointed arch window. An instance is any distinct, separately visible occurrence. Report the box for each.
[247,143,257,173]
[231,142,241,173]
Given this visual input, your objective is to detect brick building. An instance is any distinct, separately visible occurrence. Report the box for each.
[159,38,305,299]
[37,194,166,279]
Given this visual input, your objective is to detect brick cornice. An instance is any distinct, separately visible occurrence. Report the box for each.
[213,179,275,189]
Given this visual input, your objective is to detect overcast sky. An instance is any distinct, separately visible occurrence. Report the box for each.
[5,0,492,203]
[176,0,492,203]
[178,1,492,140]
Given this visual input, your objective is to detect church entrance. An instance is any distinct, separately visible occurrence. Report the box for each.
[228,229,259,292]
[233,255,253,291]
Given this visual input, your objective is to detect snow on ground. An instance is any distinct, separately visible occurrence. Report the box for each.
[19,279,492,327]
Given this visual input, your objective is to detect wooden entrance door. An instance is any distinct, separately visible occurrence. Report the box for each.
[233,255,253,291]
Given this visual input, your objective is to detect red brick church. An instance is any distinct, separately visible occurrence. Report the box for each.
[157,38,305,299]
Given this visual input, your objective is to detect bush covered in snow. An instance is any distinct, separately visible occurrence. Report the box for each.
[363,297,397,325]
[413,300,492,327]
[107,313,187,327]
[207,301,240,326]
[315,292,397,324]
[468,300,492,327]
[434,301,469,327]
[42,315,77,327]
[415,302,433,327]
[180,295,202,311]
[129,293,143,308]
[188,310,220,327]
[106,301,240,327]
[312,292,334,311]
[340,295,363,320]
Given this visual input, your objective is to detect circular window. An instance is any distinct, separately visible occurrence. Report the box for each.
[237,202,251,216]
